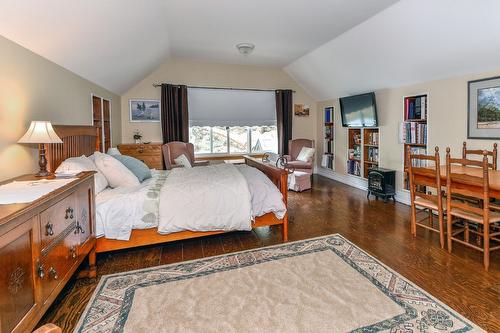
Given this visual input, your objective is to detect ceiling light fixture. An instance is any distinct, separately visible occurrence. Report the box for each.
[236,43,255,56]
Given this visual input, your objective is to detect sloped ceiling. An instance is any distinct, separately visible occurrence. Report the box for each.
[285,0,500,101]
[0,0,397,94]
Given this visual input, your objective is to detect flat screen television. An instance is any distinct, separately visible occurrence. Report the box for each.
[340,92,378,127]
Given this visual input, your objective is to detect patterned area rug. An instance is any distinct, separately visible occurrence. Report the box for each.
[74,234,484,333]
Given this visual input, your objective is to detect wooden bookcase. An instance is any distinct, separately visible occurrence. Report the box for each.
[347,128,362,177]
[403,94,428,190]
[322,107,334,170]
[362,128,379,178]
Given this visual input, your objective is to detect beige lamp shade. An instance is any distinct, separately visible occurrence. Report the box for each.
[18,121,63,144]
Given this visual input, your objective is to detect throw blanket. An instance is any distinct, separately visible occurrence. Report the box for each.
[158,164,253,234]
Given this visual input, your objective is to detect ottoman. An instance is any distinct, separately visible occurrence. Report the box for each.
[288,171,312,192]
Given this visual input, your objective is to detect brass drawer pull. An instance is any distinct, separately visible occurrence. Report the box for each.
[48,267,58,280]
[37,263,45,279]
[45,222,54,236]
[65,207,74,220]
[70,246,77,259]
[137,148,144,153]
[74,221,85,234]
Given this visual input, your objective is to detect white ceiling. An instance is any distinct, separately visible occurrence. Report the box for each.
[0,0,398,94]
[285,0,500,100]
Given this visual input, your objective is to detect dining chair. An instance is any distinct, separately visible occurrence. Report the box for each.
[445,148,500,270]
[407,146,445,248]
[462,141,497,169]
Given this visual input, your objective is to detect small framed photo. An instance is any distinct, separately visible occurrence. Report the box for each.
[294,104,310,117]
[129,99,160,122]
[468,76,500,139]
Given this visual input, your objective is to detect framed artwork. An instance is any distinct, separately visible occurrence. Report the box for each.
[129,99,160,122]
[294,104,310,117]
[468,76,500,139]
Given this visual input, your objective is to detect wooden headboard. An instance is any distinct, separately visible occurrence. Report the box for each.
[46,125,100,172]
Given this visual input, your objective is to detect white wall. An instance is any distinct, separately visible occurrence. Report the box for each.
[0,35,121,181]
[316,69,500,194]
[120,58,317,145]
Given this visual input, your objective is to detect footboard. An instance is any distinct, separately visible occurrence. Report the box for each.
[244,155,288,205]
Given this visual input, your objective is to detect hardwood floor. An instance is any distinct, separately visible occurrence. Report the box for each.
[39,175,499,332]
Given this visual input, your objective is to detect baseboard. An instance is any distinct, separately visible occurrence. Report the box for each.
[315,167,410,206]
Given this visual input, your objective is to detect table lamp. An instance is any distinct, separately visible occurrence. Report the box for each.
[18,121,63,177]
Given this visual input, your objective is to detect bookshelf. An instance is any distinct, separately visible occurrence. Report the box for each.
[347,128,362,176]
[362,128,379,178]
[403,94,428,190]
[321,107,334,169]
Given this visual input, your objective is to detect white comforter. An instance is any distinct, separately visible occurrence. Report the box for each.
[95,164,286,240]
[158,164,253,234]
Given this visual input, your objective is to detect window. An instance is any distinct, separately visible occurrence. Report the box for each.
[188,88,278,155]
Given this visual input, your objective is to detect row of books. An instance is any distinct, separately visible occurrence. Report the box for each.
[325,126,333,139]
[403,122,427,144]
[366,132,379,145]
[407,147,427,167]
[324,140,334,154]
[347,160,361,176]
[324,107,334,123]
[321,154,334,169]
[366,147,379,163]
[405,96,427,120]
[348,146,361,160]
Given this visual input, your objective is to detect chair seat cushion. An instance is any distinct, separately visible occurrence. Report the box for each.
[450,206,500,223]
[286,160,312,169]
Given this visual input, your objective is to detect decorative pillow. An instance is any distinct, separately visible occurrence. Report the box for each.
[174,154,193,168]
[93,151,140,188]
[296,147,315,162]
[55,155,108,193]
[113,155,152,182]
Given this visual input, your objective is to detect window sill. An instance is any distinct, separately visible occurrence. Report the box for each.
[195,153,266,161]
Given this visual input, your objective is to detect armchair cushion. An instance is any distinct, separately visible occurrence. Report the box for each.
[286,160,313,170]
[174,154,193,168]
[296,147,315,162]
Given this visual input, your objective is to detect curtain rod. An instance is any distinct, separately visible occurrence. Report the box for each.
[152,83,295,93]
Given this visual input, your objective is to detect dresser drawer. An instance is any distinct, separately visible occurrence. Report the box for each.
[118,144,162,156]
[138,156,163,169]
[40,193,77,249]
[39,224,79,302]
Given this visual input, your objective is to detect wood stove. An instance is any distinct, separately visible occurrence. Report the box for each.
[367,167,396,202]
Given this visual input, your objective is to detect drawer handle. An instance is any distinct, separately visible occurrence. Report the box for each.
[37,263,45,279]
[70,246,77,259]
[49,267,58,280]
[45,222,54,236]
[75,221,85,234]
[65,207,74,220]
[137,148,144,153]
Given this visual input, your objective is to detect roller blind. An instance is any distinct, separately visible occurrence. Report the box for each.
[188,87,277,126]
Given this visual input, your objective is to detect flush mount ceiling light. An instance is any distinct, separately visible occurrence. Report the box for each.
[236,43,255,56]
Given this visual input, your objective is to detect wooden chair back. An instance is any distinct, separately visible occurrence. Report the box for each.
[446,148,490,216]
[462,141,497,170]
[407,146,442,207]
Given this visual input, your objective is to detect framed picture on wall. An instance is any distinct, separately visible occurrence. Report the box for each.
[294,104,310,117]
[468,76,500,139]
[129,99,161,122]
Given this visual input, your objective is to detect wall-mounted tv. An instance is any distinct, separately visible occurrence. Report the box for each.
[340,92,378,127]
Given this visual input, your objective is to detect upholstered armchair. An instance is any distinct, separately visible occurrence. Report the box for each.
[283,139,315,174]
[162,141,209,170]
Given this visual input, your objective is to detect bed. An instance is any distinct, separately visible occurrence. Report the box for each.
[46,125,289,254]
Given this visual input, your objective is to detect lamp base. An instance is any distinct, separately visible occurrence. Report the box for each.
[35,170,51,177]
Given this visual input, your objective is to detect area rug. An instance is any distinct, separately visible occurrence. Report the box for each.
[74,234,484,333]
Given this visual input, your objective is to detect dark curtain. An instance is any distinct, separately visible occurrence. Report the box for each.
[160,84,189,143]
[275,89,293,155]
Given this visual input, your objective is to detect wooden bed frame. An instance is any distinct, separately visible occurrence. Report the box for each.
[47,125,289,254]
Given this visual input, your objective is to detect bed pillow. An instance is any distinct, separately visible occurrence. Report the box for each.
[55,155,108,193]
[296,147,315,162]
[174,154,193,168]
[93,151,140,188]
[113,155,152,182]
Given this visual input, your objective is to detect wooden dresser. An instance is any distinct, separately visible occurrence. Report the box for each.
[0,172,96,333]
[117,143,164,169]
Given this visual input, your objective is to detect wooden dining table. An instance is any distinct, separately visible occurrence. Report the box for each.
[437,165,500,199]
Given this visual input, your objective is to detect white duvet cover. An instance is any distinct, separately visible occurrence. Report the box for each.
[95,163,286,240]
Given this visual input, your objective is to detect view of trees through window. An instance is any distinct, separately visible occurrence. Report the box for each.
[189,125,278,154]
